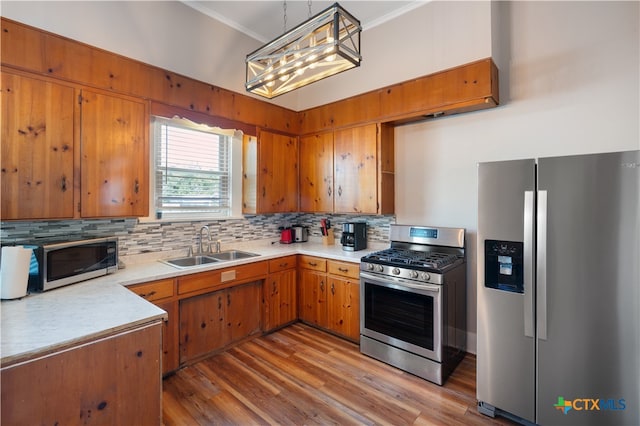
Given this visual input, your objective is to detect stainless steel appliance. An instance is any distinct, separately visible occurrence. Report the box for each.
[17,237,119,292]
[477,150,639,425]
[360,224,467,385]
[341,222,367,251]
[293,225,308,243]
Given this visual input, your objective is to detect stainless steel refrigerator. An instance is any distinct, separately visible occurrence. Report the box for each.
[476,150,639,425]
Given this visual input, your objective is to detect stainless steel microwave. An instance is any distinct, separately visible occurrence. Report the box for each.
[22,237,119,292]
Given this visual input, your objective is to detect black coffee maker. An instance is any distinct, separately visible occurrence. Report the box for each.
[340,222,367,251]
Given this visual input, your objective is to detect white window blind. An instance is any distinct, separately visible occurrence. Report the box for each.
[153,117,233,219]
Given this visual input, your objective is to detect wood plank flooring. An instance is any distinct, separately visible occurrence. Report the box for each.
[162,323,513,425]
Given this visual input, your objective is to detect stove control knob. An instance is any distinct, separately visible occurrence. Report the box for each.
[410,271,419,279]
[392,268,401,275]
[366,263,374,271]
[376,265,384,273]
[420,272,430,281]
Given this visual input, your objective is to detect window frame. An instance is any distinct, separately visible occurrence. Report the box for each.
[144,114,244,223]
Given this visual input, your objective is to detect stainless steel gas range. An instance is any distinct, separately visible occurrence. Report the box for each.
[359,224,467,385]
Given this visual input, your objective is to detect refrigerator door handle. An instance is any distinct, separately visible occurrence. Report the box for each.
[537,190,548,341]
[523,191,535,338]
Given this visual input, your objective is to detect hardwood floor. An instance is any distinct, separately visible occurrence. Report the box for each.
[162,323,513,425]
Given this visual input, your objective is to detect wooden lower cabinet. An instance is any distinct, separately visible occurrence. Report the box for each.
[298,255,360,342]
[298,268,328,328]
[0,323,162,425]
[327,275,360,341]
[179,281,261,364]
[264,256,298,332]
[128,278,179,375]
[155,299,179,374]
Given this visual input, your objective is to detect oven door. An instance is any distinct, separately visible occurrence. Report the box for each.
[360,271,442,362]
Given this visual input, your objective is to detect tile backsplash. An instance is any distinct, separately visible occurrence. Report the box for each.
[1,214,395,257]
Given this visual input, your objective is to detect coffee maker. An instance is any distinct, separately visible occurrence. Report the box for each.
[340,222,367,251]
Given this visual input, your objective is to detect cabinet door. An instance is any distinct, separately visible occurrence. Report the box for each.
[327,276,360,341]
[155,300,179,375]
[179,291,227,364]
[80,89,148,217]
[334,124,378,214]
[1,72,75,219]
[299,132,334,212]
[265,268,297,331]
[298,269,327,328]
[257,130,298,213]
[226,282,261,342]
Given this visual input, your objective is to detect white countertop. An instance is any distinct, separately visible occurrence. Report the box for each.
[0,238,380,366]
[112,238,382,286]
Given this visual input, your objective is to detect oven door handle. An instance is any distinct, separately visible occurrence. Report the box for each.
[360,272,441,294]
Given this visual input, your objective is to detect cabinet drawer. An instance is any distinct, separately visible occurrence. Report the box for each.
[222,261,269,283]
[178,270,222,295]
[269,255,297,273]
[328,260,360,279]
[129,278,175,301]
[298,255,327,272]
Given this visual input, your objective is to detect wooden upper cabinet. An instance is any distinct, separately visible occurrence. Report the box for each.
[1,72,76,220]
[243,129,298,214]
[299,132,334,213]
[334,123,394,214]
[79,89,149,218]
[299,58,499,134]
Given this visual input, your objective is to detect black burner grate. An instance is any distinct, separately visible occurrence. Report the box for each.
[363,248,460,271]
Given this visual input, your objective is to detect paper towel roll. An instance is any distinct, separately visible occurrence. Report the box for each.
[0,246,33,300]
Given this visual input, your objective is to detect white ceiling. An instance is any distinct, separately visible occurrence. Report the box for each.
[181,1,427,43]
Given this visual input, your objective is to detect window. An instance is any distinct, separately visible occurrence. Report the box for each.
[151,116,242,220]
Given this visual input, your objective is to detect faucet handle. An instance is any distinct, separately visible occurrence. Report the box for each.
[187,245,194,257]
[214,240,221,253]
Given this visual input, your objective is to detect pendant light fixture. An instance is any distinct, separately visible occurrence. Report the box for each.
[245,2,361,99]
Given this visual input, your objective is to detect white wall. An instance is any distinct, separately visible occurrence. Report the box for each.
[2,1,639,353]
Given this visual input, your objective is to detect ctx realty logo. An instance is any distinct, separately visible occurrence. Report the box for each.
[554,396,626,414]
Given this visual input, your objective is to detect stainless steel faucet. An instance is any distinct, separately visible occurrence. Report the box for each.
[198,225,211,254]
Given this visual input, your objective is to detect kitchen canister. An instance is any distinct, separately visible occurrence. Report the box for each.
[0,246,33,300]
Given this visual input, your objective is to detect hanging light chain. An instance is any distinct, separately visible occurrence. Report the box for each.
[283,0,288,32]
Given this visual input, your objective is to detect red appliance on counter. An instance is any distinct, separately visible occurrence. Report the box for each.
[279,228,294,244]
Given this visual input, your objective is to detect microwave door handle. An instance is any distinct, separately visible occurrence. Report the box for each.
[537,190,548,341]
[524,191,535,338]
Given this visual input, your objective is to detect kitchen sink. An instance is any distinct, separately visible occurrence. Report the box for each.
[160,250,260,269]
[160,255,220,269]
[208,250,260,261]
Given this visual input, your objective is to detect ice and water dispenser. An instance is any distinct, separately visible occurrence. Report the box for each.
[484,240,524,293]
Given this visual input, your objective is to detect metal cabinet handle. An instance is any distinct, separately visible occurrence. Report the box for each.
[218,296,222,309]
[338,267,349,273]
[320,281,324,292]
[61,175,68,192]
[308,262,317,267]
[134,179,140,194]
[337,186,342,197]
[227,293,231,307]
[141,290,156,299]
[331,283,335,295]
[328,186,332,197]
[272,281,277,293]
